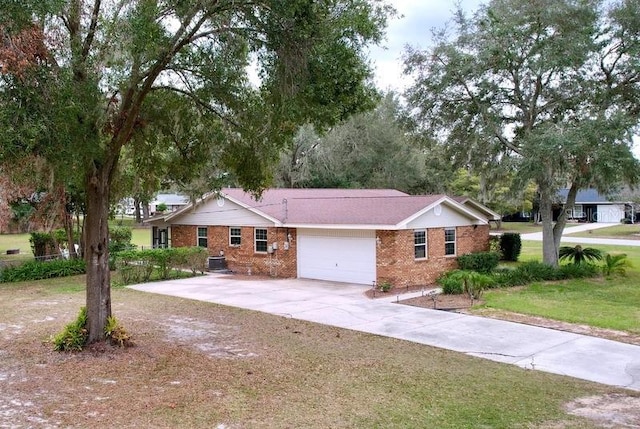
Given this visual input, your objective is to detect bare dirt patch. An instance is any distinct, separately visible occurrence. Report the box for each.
[565,394,640,428]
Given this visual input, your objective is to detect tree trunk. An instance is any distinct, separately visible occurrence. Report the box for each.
[553,181,578,255]
[84,166,112,344]
[539,185,558,266]
[134,197,142,223]
[538,179,579,267]
[142,202,150,220]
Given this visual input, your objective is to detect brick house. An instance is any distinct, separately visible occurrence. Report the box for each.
[146,188,499,288]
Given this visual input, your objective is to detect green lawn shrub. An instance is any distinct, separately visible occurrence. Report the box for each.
[437,271,464,294]
[499,233,522,261]
[457,251,500,273]
[29,232,58,259]
[109,226,134,252]
[0,258,86,283]
[491,261,599,288]
[52,307,88,351]
[113,247,207,285]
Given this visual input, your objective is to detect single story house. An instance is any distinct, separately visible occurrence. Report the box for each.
[146,188,500,287]
[557,188,633,223]
[150,193,190,215]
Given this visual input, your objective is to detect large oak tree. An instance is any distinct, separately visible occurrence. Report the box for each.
[0,0,391,343]
[404,0,640,266]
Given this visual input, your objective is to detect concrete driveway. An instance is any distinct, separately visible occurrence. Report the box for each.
[130,274,640,392]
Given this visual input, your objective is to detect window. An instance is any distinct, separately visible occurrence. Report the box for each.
[254,228,268,253]
[414,230,426,259]
[229,227,242,246]
[197,227,208,248]
[444,228,456,256]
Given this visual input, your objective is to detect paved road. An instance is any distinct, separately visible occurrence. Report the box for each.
[130,275,640,392]
[521,222,640,246]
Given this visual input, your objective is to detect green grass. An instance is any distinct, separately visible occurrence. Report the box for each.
[485,240,640,333]
[492,221,542,234]
[0,225,150,261]
[565,223,640,239]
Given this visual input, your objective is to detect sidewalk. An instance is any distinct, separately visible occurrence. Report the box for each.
[131,275,640,392]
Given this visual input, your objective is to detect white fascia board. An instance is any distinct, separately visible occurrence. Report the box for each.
[460,198,502,221]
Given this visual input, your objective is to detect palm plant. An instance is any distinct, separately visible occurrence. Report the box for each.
[601,253,630,277]
[448,270,495,304]
[558,245,603,265]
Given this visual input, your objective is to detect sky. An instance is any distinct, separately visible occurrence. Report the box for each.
[368,0,483,92]
[368,0,640,155]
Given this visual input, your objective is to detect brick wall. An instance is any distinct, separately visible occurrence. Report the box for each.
[171,223,489,287]
[171,225,196,247]
[170,225,297,278]
[376,225,490,288]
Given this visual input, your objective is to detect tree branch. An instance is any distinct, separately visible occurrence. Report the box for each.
[150,85,239,127]
[81,0,101,60]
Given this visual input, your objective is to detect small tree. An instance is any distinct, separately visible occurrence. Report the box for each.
[559,245,603,265]
[500,233,522,262]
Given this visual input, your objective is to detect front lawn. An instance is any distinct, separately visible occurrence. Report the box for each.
[480,241,640,334]
[0,276,622,428]
[564,223,640,240]
[492,221,542,234]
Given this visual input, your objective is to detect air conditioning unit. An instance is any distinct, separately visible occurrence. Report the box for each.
[208,256,227,271]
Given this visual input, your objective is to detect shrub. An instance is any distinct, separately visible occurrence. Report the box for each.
[491,260,599,287]
[29,232,57,260]
[499,233,521,261]
[601,253,630,277]
[438,271,464,295]
[515,261,559,282]
[104,316,133,347]
[457,251,500,274]
[113,247,207,285]
[53,307,88,351]
[109,226,134,253]
[378,280,392,292]
[558,245,603,265]
[0,258,86,283]
[557,263,599,279]
[489,235,502,256]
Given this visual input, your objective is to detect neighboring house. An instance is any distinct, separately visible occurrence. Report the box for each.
[150,193,190,215]
[146,188,499,287]
[558,188,633,223]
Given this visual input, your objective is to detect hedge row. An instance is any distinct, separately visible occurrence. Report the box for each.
[457,251,500,273]
[439,261,599,294]
[114,247,208,284]
[0,258,86,283]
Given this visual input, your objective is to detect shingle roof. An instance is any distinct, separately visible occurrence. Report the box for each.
[558,188,630,204]
[222,188,448,225]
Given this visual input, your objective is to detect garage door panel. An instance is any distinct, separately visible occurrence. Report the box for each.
[297,230,376,285]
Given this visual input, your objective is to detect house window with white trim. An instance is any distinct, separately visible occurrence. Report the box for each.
[229,227,242,246]
[414,230,426,259]
[197,227,208,248]
[254,228,268,253]
[444,228,456,256]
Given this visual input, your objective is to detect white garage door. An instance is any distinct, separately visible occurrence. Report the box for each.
[596,204,625,223]
[297,229,376,285]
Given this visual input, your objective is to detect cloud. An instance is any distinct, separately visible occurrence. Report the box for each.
[368,0,483,91]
